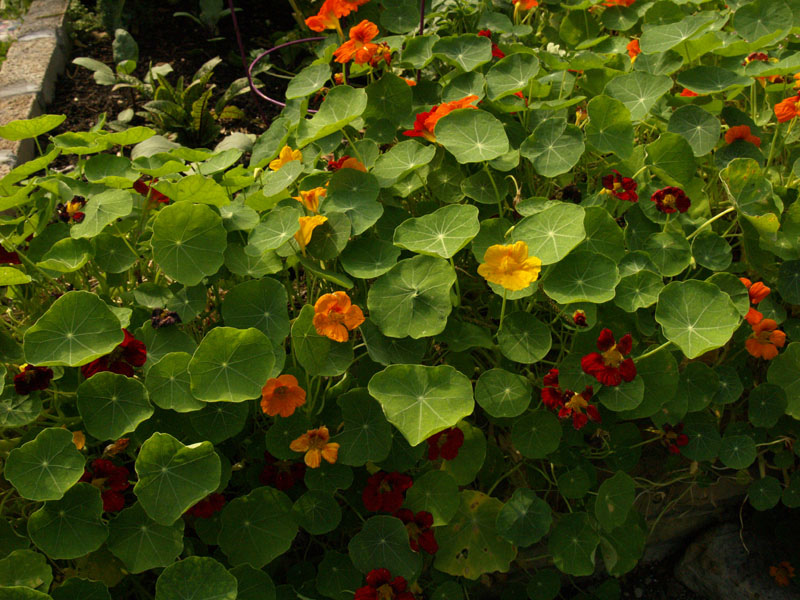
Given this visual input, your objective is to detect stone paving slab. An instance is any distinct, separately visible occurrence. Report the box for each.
[0,0,70,178]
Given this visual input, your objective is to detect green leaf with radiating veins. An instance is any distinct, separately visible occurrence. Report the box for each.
[0,549,52,591]
[296,85,367,147]
[246,202,303,255]
[285,63,331,99]
[37,238,93,272]
[188,326,274,402]
[496,488,552,547]
[0,114,65,140]
[512,203,585,265]
[520,120,585,177]
[107,502,184,573]
[475,368,532,418]
[145,351,205,412]
[586,95,634,159]
[393,204,480,259]
[155,556,237,600]
[291,304,354,377]
[436,109,509,164]
[604,72,672,121]
[549,512,600,576]
[349,516,422,581]
[324,169,383,235]
[134,432,221,525]
[655,280,741,359]
[334,388,392,466]
[221,277,289,339]
[27,483,108,559]
[432,34,493,72]
[733,0,792,42]
[639,12,717,54]
[77,372,154,440]
[5,428,85,501]
[595,472,635,531]
[70,189,133,238]
[668,105,721,157]
[404,470,459,526]
[486,52,540,100]
[151,202,227,285]
[542,251,620,304]
[368,364,474,447]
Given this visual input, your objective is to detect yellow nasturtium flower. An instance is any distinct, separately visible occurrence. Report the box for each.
[294,187,326,213]
[294,215,328,253]
[269,145,303,171]
[478,241,542,291]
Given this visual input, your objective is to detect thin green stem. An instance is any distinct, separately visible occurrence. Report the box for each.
[685,206,736,241]
[484,163,504,218]
[498,288,508,332]
[635,340,672,362]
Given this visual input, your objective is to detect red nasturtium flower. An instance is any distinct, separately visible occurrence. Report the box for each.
[426,427,465,460]
[601,170,638,202]
[354,568,415,600]
[725,125,761,147]
[774,95,800,123]
[261,374,306,417]
[743,52,770,66]
[186,493,226,518]
[513,0,538,10]
[581,329,637,386]
[57,198,86,223]
[477,30,505,59]
[334,20,381,65]
[541,369,599,430]
[572,310,588,327]
[680,88,699,97]
[603,0,635,6]
[627,39,640,63]
[0,246,21,264]
[362,471,413,512]
[327,155,367,172]
[662,423,689,454]
[13,365,54,395]
[651,186,691,214]
[395,509,438,554]
[80,458,130,512]
[133,177,170,204]
[260,451,306,491]
[290,426,339,468]
[313,291,365,342]
[402,95,480,143]
[745,317,786,360]
[770,561,796,587]
[81,329,147,379]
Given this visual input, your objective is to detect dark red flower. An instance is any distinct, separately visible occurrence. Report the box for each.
[651,186,690,214]
[540,369,598,430]
[259,451,306,491]
[477,29,505,59]
[395,508,438,554]
[13,365,54,395]
[426,427,464,461]
[663,423,689,454]
[133,177,170,204]
[151,308,181,329]
[601,170,638,202]
[362,471,413,513]
[354,568,415,600]
[572,310,587,327]
[581,328,637,387]
[81,329,147,379]
[0,247,21,264]
[57,198,86,223]
[185,493,226,518]
[743,51,770,66]
[80,458,131,512]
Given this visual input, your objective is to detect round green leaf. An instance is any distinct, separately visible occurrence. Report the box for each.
[440,422,486,486]
[733,0,792,42]
[434,491,516,580]
[542,251,620,304]
[526,569,561,600]
[442,72,485,103]
[393,204,480,259]
[334,388,392,466]
[511,203,586,265]
[293,490,341,535]
[404,470,460,526]
[645,232,692,277]
[586,95,634,159]
[305,461,353,494]
[37,237,93,272]
[0,267,31,285]
[368,364,474,447]
[340,238,400,279]
[748,477,782,511]
[655,280,741,358]
[495,488,552,547]
[27,483,107,559]
[645,133,696,187]
[189,402,249,443]
[348,516,422,581]
[597,376,645,412]
[222,277,289,340]
[520,121,585,177]
[315,551,361,600]
[324,169,382,235]
[0,588,53,599]
[778,260,800,304]
[266,412,310,460]
[475,368,532,418]
[224,244,281,278]
[614,271,663,313]
[548,512,600,576]
[512,410,562,459]
[692,230,732,271]
[682,416,721,462]
[51,578,110,600]
[497,312,551,364]
[371,140,436,187]
[291,304,354,377]
[667,105,721,157]
[768,343,800,418]
[0,114,65,140]
[306,211,351,260]
[70,190,133,239]
[677,66,752,95]
[432,34,492,72]
[748,384,787,428]
[151,202,227,286]
[436,109,509,164]
[92,233,138,273]
[718,434,756,469]
[77,372,153,440]
[247,204,302,253]
[231,565,276,600]
[782,473,800,508]
[486,52,540,100]
[107,502,184,573]
[145,351,204,412]
[368,255,455,339]
[219,487,298,568]
[285,63,331,99]
[594,472,635,531]
[604,72,672,121]
[557,468,591,500]
[0,549,52,591]
[23,291,124,367]
[638,13,716,54]
[0,392,43,427]
[361,319,427,366]
[680,361,719,412]
[5,428,85,501]
[155,556,237,600]
[134,432,221,525]
[188,326,275,402]
[296,85,367,147]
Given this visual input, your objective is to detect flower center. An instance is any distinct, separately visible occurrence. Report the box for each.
[275,385,289,396]
[378,479,393,494]
[755,330,774,344]
[565,392,588,413]
[662,194,676,208]
[405,522,421,539]
[612,181,622,191]
[601,345,624,368]
[376,584,395,600]
[306,433,328,452]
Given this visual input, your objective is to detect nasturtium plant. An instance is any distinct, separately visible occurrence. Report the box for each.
[4,0,800,596]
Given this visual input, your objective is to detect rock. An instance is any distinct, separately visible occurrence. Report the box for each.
[675,522,796,600]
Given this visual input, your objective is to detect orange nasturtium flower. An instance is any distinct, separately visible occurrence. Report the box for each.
[745,318,786,360]
[294,215,328,253]
[774,95,800,123]
[770,561,796,587]
[261,374,306,417]
[294,187,326,213]
[305,0,343,34]
[290,426,339,468]
[269,146,302,171]
[403,95,480,143]
[725,125,761,147]
[513,0,538,8]
[603,0,635,6]
[72,430,86,450]
[334,20,380,65]
[739,277,771,304]
[313,291,365,342]
[478,241,542,291]
[626,39,640,63]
